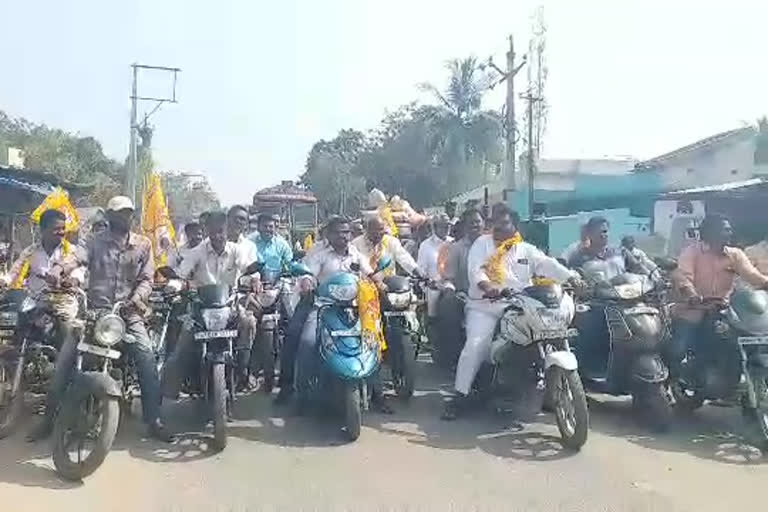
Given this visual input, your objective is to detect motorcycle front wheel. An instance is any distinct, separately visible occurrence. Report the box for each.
[342,382,362,442]
[632,382,673,432]
[389,323,416,400]
[0,356,25,439]
[210,363,228,452]
[52,390,119,481]
[547,366,589,450]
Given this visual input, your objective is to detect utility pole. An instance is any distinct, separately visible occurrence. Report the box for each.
[522,91,542,220]
[488,36,526,196]
[127,65,138,204]
[125,63,181,204]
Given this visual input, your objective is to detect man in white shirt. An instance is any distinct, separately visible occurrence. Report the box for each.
[164,211,259,394]
[168,221,204,270]
[275,216,383,405]
[352,216,421,277]
[228,205,259,267]
[442,204,577,420]
[418,214,453,317]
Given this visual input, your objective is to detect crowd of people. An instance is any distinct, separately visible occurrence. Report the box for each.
[5,192,768,443]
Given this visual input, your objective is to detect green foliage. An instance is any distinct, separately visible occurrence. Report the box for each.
[0,110,220,220]
[0,110,123,204]
[161,172,220,225]
[302,56,504,213]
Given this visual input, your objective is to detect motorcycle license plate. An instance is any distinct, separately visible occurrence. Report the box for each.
[77,341,121,359]
[384,311,407,317]
[194,329,238,340]
[533,327,578,341]
[737,335,768,346]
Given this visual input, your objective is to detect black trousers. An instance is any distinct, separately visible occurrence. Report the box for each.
[278,295,313,390]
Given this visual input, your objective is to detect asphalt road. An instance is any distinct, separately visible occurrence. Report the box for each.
[1,358,766,512]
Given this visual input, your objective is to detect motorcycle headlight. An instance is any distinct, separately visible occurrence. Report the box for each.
[20,297,37,313]
[165,279,183,293]
[387,292,412,310]
[202,308,231,331]
[257,289,280,308]
[327,284,358,303]
[537,309,562,328]
[94,314,125,347]
[0,311,18,327]
[614,282,642,300]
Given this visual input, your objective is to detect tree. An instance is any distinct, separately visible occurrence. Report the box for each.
[161,172,220,225]
[302,129,369,216]
[418,56,504,196]
[0,109,124,204]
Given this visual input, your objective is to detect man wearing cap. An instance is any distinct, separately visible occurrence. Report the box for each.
[75,196,171,441]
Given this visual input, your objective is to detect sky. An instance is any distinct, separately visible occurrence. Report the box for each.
[2,0,767,204]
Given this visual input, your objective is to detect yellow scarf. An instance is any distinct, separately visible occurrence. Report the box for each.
[369,236,395,277]
[483,233,523,285]
[358,279,387,353]
[11,239,72,290]
[377,203,399,237]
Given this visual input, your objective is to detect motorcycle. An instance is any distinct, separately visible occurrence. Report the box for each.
[247,268,293,392]
[52,300,142,480]
[574,271,672,431]
[671,290,768,445]
[158,261,261,451]
[146,279,184,374]
[380,274,425,399]
[295,258,389,441]
[481,283,589,450]
[0,290,54,437]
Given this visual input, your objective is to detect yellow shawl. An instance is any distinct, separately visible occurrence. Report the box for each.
[483,233,523,285]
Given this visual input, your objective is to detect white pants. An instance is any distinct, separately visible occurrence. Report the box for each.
[454,300,507,395]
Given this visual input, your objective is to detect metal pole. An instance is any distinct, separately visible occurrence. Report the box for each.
[126,64,138,204]
[506,35,517,193]
[526,93,536,220]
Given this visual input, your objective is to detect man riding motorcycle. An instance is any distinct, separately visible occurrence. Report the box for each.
[249,213,293,273]
[567,216,648,279]
[2,209,85,441]
[163,211,259,394]
[442,204,578,420]
[435,207,485,368]
[669,214,768,374]
[274,216,386,407]
[352,216,421,278]
[37,196,171,442]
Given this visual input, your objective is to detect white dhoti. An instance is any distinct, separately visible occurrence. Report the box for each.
[454,300,507,395]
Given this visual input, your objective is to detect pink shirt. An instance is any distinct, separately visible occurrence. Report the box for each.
[674,242,768,321]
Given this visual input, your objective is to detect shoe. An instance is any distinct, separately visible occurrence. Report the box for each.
[371,394,395,414]
[148,419,175,443]
[26,415,54,442]
[273,387,294,406]
[441,394,466,421]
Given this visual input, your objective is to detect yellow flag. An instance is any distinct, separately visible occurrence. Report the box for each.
[30,187,80,233]
[141,173,176,267]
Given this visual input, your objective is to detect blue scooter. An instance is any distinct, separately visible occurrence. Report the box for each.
[294,257,390,441]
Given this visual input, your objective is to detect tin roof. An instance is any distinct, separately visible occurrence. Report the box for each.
[635,127,755,171]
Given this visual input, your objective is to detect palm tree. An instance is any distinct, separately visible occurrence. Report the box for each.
[419,57,503,197]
